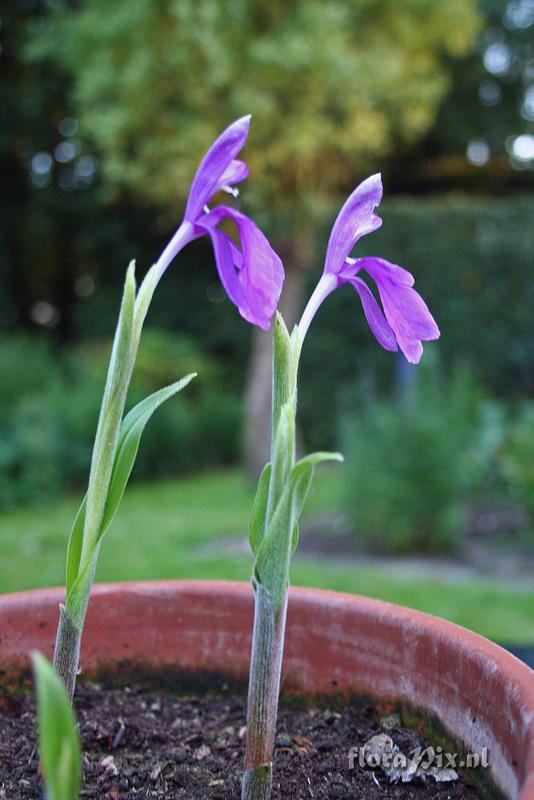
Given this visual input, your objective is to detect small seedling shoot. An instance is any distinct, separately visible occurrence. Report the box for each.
[32,652,82,800]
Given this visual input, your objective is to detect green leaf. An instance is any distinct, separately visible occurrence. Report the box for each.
[102,373,196,532]
[253,489,293,613]
[103,261,137,406]
[291,451,343,517]
[271,313,292,435]
[32,652,81,800]
[80,262,137,563]
[267,402,295,519]
[249,463,271,554]
[254,470,304,612]
[65,496,87,598]
[66,374,196,600]
[294,451,344,470]
[254,450,343,612]
[290,522,299,555]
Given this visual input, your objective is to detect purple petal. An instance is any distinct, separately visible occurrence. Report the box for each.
[400,339,423,364]
[198,206,284,329]
[357,256,440,364]
[344,276,398,352]
[359,256,415,288]
[217,159,249,193]
[324,174,383,275]
[205,226,247,311]
[184,116,251,221]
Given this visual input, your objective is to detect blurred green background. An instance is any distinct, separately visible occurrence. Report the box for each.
[1,0,533,644]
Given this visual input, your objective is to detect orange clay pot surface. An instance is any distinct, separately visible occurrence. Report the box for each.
[0,580,532,799]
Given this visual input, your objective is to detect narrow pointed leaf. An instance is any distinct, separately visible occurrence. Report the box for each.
[294,451,344,470]
[254,480,295,612]
[290,523,299,555]
[267,402,294,519]
[104,260,137,399]
[249,462,271,554]
[66,374,195,603]
[255,463,310,611]
[102,373,196,532]
[81,262,136,563]
[291,451,343,520]
[32,652,81,800]
[67,545,100,629]
[65,497,87,595]
[271,313,292,435]
[254,451,343,610]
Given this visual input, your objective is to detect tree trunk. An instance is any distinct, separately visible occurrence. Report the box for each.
[243,232,313,479]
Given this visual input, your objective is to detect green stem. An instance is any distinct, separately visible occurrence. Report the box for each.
[242,582,288,800]
[242,316,301,800]
[52,605,81,703]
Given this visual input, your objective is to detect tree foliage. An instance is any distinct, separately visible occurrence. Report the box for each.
[30,0,480,213]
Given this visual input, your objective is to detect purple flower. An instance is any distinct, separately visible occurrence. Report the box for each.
[298,174,439,363]
[155,116,284,330]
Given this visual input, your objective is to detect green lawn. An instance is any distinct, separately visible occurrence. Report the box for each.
[1,468,532,644]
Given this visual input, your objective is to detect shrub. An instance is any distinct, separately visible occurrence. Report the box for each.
[0,330,241,508]
[0,337,64,507]
[0,396,64,507]
[341,360,501,554]
[501,403,534,516]
[121,328,240,477]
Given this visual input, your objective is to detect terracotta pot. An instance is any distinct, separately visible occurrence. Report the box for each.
[0,580,532,798]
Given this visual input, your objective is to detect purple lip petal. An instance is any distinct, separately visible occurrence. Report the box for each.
[226,231,244,270]
[347,276,398,352]
[398,339,424,364]
[324,174,383,275]
[198,205,284,330]
[184,116,251,221]
[205,226,247,310]
[223,208,285,329]
[357,256,440,363]
[379,281,440,341]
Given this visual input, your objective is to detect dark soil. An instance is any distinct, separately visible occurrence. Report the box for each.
[0,683,484,799]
